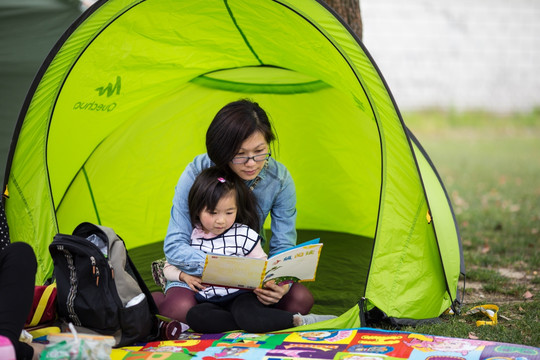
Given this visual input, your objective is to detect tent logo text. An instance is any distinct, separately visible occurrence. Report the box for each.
[73,101,117,112]
[72,76,121,112]
[95,76,121,97]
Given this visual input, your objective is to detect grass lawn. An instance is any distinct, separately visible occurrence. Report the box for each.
[401,109,540,347]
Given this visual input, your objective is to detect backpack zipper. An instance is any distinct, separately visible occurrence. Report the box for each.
[90,256,100,286]
[109,261,115,279]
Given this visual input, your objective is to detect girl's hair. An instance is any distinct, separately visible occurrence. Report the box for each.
[188,166,260,231]
[206,99,276,169]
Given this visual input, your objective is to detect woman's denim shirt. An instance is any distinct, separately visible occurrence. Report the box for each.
[163,153,297,277]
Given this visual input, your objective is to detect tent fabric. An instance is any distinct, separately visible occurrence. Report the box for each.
[3,0,464,323]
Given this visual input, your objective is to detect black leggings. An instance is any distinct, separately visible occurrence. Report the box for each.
[186,292,294,333]
[0,242,37,360]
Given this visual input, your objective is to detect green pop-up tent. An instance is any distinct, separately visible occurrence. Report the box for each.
[3,0,464,326]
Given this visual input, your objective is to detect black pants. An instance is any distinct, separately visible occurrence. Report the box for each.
[186,292,294,333]
[0,242,37,360]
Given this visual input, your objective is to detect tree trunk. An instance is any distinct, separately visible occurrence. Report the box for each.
[323,0,363,41]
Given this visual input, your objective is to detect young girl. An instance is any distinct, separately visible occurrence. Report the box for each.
[163,167,335,333]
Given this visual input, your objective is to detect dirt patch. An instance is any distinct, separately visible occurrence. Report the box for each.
[461,268,538,306]
[463,283,518,304]
[497,268,534,280]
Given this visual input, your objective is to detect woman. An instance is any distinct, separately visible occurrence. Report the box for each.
[153,99,314,324]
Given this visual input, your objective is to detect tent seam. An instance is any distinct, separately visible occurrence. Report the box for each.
[405,130,462,311]
[82,166,101,225]
[7,176,36,238]
[223,0,263,65]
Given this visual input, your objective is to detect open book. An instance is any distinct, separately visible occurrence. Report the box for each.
[201,239,322,289]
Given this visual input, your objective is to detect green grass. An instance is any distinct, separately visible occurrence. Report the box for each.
[407,302,540,347]
[401,108,540,347]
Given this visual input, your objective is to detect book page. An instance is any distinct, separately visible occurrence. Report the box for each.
[263,243,323,286]
[202,255,266,289]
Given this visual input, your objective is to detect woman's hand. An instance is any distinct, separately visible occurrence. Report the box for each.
[181,272,206,292]
[253,280,291,305]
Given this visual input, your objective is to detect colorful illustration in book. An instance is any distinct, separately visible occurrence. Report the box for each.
[264,275,300,286]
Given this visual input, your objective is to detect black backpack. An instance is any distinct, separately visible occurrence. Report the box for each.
[49,222,158,346]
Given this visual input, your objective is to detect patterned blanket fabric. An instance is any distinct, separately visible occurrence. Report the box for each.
[112,328,540,360]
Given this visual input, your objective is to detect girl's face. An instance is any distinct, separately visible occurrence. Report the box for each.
[199,190,237,235]
[229,131,269,181]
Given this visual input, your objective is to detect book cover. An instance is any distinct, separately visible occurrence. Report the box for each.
[201,239,322,289]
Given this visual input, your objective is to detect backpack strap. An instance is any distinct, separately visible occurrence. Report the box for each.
[28,283,56,327]
[127,254,159,315]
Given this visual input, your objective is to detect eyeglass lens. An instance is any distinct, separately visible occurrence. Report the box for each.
[232,153,271,164]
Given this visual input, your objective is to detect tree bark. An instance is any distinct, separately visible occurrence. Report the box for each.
[322,0,363,41]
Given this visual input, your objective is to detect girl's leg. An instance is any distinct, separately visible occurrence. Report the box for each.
[275,283,314,315]
[230,293,294,333]
[186,302,239,333]
[152,287,197,323]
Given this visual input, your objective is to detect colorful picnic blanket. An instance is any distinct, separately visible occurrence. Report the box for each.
[111,327,540,360]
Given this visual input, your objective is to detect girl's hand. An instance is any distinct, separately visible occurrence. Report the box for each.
[253,280,290,305]
[181,272,206,292]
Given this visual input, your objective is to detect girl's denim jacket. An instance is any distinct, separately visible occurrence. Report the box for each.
[163,153,297,278]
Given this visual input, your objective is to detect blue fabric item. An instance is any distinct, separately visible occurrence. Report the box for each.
[163,153,297,278]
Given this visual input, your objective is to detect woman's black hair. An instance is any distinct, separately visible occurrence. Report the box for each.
[206,99,276,169]
[188,166,260,231]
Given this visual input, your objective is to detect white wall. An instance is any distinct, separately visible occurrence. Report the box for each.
[361,0,540,113]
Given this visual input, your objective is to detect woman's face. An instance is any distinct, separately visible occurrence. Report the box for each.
[229,131,269,181]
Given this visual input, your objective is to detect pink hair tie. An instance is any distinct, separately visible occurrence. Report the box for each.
[217,177,226,183]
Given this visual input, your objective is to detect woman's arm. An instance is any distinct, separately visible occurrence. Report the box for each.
[163,155,212,276]
[267,165,297,256]
[252,162,297,304]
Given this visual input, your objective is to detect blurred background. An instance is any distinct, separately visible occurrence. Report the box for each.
[361,0,540,113]
[2,0,539,184]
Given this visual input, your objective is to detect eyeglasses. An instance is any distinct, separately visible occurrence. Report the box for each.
[231,152,271,164]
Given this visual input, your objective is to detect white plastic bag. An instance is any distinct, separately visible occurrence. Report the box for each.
[41,323,115,360]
